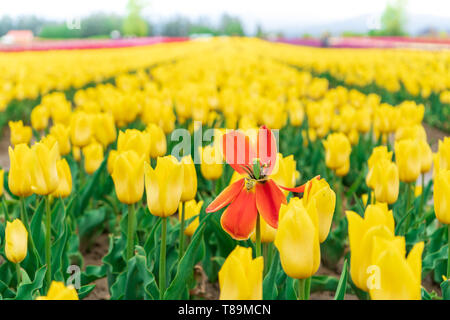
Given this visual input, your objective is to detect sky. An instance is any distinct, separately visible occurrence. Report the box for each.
[2,0,450,33]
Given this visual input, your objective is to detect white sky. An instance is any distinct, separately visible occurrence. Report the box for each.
[1,0,450,32]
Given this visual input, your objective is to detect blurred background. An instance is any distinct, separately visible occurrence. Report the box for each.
[1,0,450,49]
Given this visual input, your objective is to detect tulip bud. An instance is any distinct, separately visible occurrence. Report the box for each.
[94,113,117,147]
[9,120,32,146]
[417,139,432,174]
[372,159,399,204]
[335,159,350,177]
[179,199,203,236]
[117,129,151,161]
[322,133,352,171]
[270,153,300,195]
[52,159,72,198]
[31,105,49,131]
[275,198,320,279]
[395,139,421,183]
[82,141,104,175]
[219,246,263,300]
[346,203,395,292]
[49,124,71,156]
[366,146,393,189]
[70,111,93,147]
[434,169,450,224]
[200,145,223,180]
[437,137,450,172]
[112,150,145,204]
[395,125,427,142]
[30,142,60,195]
[8,144,34,197]
[72,146,81,162]
[251,216,277,243]
[37,281,79,300]
[144,156,184,217]
[107,149,118,174]
[180,155,197,202]
[369,238,423,300]
[5,219,28,263]
[302,178,336,243]
[147,123,167,158]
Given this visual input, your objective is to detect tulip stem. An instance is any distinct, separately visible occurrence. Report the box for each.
[447,225,450,279]
[20,197,39,268]
[404,182,413,234]
[255,214,261,257]
[179,202,185,261]
[297,277,311,300]
[418,173,425,219]
[126,204,135,261]
[45,195,52,290]
[16,263,21,285]
[159,217,167,300]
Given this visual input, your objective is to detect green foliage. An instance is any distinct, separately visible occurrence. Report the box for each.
[122,0,149,37]
[380,0,408,36]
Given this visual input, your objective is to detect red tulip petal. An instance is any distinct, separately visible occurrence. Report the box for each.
[279,175,321,193]
[257,126,278,176]
[206,178,245,213]
[220,188,258,240]
[255,179,286,229]
[223,131,256,175]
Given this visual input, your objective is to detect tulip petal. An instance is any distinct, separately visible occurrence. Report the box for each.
[223,131,256,174]
[255,179,286,229]
[220,188,258,240]
[206,178,245,213]
[257,126,278,175]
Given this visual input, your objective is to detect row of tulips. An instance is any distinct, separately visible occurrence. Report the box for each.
[0,38,449,300]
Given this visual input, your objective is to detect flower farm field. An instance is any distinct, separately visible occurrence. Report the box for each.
[0,37,449,300]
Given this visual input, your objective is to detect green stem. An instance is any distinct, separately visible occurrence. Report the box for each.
[179,202,185,261]
[418,173,425,219]
[2,196,9,222]
[447,225,450,279]
[45,195,52,290]
[20,197,39,266]
[126,204,135,261]
[404,182,412,234]
[263,243,268,276]
[297,278,305,300]
[159,217,167,300]
[304,277,311,300]
[255,214,261,257]
[16,263,21,286]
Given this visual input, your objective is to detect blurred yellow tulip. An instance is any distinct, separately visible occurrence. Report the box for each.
[49,124,71,155]
[52,159,72,198]
[8,144,34,197]
[70,111,93,147]
[94,113,117,147]
[5,219,28,264]
[82,141,104,175]
[323,133,351,172]
[372,159,399,204]
[180,155,197,202]
[200,145,223,180]
[111,150,145,204]
[147,123,167,158]
[117,129,151,161]
[366,146,393,189]
[37,281,79,300]
[434,170,450,224]
[395,139,421,183]
[31,105,49,131]
[9,120,32,146]
[179,199,203,236]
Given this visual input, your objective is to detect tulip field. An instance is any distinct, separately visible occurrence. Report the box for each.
[0,37,450,300]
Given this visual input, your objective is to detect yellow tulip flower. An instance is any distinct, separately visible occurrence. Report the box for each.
[49,124,71,156]
[200,145,223,181]
[219,246,263,300]
[52,159,72,198]
[30,105,49,131]
[366,146,393,189]
[275,198,320,279]
[144,156,184,217]
[111,150,145,204]
[30,142,60,195]
[5,219,28,264]
[9,120,32,146]
[437,137,450,172]
[70,111,93,147]
[179,199,203,236]
[372,159,399,204]
[395,125,427,142]
[346,203,395,292]
[395,139,421,183]
[37,281,79,300]
[94,113,117,147]
[251,215,277,243]
[180,155,197,202]
[322,133,352,171]
[434,170,450,224]
[117,129,151,161]
[8,144,34,197]
[270,153,300,195]
[147,123,167,158]
[417,139,432,174]
[82,141,104,175]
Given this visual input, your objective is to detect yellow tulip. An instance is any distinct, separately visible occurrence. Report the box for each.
[49,124,71,155]
[9,120,32,146]
[5,219,28,263]
[107,149,118,174]
[369,238,423,300]
[417,139,432,174]
[8,144,34,197]
[70,111,93,147]
[434,170,450,224]
[372,159,399,204]
[147,123,167,158]
[30,142,60,195]
[30,105,49,131]
[366,146,393,189]
[200,145,223,180]
[82,141,104,175]
[117,129,151,161]
[179,199,203,236]
[52,159,72,198]
[271,153,300,195]
[395,125,426,142]
[395,139,421,183]
[37,281,79,300]
[94,113,117,147]
[72,146,81,162]
[322,133,352,171]
[302,128,317,147]
[0,169,3,197]
[355,107,371,133]
[275,198,320,279]
[288,105,305,127]
[251,216,277,243]
[219,246,263,300]
[302,178,336,243]
[346,203,395,292]
[437,137,450,172]
[180,155,197,202]
[111,150,145,204]
[144,156,184,217]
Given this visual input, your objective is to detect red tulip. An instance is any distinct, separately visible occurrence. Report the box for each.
[206,126,312,240]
